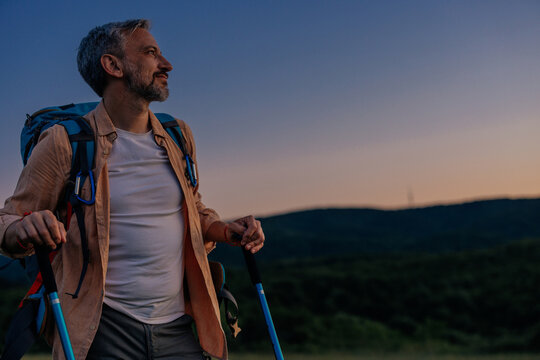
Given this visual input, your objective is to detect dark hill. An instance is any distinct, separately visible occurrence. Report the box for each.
[210,197,540,266]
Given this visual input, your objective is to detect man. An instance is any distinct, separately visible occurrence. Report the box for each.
[0,19,264,360]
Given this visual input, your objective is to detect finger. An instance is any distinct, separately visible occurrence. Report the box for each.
[43,211,62,245]
[250,242,264,253]
[241,217,259,244]
[244,226,264,247]
[19,219,45,248]
[32,213,57,249]
[14,222,35,248]
[246,239,265,253]
[60,222,67,243]
[245,227,264,243]
[244,235,264,250]
[245,223,264,246]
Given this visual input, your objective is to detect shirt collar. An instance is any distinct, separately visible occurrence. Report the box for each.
[91,100,168,139]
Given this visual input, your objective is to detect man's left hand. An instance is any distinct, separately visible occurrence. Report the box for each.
[227,216,265,253]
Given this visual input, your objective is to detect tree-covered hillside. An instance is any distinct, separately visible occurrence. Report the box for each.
[211,198,540,266]
[223,238,540,353]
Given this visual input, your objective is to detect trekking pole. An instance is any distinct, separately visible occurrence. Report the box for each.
[241,245,284,360]
[35,248,75,360]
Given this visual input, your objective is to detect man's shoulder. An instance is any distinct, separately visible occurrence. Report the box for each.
[173,117,188,129]
[169,117,195,156]
[163,116,194,142]
[171,117,196,153]
[25,124,73,173]
[38,124,72,148]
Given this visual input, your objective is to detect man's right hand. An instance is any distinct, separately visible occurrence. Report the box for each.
[5,210,66,254]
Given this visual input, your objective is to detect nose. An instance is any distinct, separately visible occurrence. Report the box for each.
[159,54,173,72]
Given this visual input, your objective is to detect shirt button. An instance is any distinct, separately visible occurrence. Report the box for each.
[90,324,96,330]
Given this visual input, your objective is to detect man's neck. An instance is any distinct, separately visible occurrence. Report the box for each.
[102,88,152,134]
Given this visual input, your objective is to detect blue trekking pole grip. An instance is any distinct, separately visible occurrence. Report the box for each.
[35,248,75,360]
[242,247,284,360]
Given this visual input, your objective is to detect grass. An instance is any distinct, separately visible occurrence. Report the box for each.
[22,353,540,360]
[231,355,539,360]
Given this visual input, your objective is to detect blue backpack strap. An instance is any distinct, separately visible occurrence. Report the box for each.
[31,286,47,334]
[155,113,198,187]
[58,116,95,299]
[60,117,96,205]
[59,117,95,171]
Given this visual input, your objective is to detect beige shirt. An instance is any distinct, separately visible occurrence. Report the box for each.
[0,102,228,360]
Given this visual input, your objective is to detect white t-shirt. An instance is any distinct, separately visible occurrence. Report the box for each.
[104,127,185,324]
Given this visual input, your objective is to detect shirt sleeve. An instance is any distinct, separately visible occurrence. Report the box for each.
[0,126,72,258]
[177,120,221,254]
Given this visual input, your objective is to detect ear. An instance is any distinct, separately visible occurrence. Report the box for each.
[101,54,123,78]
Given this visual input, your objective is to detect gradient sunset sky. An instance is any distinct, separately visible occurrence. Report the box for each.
[1,0,539,219]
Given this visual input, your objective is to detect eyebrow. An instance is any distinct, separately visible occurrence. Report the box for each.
[141,45,160,53]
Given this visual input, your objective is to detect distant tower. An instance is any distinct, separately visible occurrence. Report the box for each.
[407,187,414,208]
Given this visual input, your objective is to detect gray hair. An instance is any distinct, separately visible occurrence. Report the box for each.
[77,19,151,97]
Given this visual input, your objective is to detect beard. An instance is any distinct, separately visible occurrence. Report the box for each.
[124,62,169,102]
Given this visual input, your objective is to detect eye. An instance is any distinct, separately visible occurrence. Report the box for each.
[147,49,156,56]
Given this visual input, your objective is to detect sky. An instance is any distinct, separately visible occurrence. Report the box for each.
[0,0,539,220]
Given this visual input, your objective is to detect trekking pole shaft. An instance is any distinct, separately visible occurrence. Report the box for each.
[254,282,284,360]
[49,292,76,360]
[242,249,284,360]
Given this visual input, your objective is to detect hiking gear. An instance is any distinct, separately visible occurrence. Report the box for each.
[35,248,75,360]
[242,247,284,360]
[209,261,241,337]
[156,113,198,187]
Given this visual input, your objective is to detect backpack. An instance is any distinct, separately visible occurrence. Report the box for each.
[20,102,97,294]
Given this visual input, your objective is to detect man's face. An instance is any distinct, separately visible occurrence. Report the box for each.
[121,28,173,102]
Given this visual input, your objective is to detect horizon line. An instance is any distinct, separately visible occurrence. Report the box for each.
[243,193,540,220]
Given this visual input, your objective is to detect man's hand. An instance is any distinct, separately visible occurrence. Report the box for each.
[227,215,265,253]
[6,210,66,253]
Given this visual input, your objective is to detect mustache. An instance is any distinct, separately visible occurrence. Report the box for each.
[154,71,169,79]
